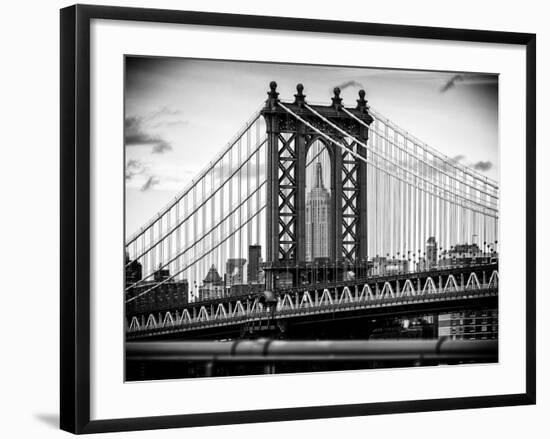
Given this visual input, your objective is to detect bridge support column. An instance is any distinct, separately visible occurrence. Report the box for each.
[357,122,369,261]
[261,83,372,292]
[332,146,343,264]
[296,119,307,264]
[264,82,283,291]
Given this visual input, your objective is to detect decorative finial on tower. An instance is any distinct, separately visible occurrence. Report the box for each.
[294,83,306,107]
[269,81,278,97]
[356,89,369,112]
[331,87,343,110]
[266,81,279,109]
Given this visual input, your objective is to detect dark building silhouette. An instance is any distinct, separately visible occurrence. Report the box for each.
[153,266,170,282]
[369,316,436,340]
[125,253,142,287]
[426,236,438,269]
[438,243,497,268]
[371,256,409,275]
[438,309,498,340]
[228,283,265,297]
[125,278,189,317]
[247,245,262,283]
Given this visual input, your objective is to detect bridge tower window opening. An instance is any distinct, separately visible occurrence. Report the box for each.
[305,140,332,263]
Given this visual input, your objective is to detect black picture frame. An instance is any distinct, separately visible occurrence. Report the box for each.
[60,4,536,434]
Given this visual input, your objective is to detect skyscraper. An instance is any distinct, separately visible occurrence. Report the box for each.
[247,245,262,283]
[426,236,438,269]
[225,258,246,286]
[306,162,331,261]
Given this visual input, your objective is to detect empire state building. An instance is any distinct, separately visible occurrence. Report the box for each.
[306,162,331,261]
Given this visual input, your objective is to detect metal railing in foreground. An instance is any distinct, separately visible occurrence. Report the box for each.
[126,338,497,363]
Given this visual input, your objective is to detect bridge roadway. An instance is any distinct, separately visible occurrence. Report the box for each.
[126,263,498,340]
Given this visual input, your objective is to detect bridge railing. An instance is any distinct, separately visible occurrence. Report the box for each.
[126,338,498,363]
[127,283,497,335]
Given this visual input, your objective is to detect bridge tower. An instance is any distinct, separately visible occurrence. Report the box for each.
[261,82,373,291]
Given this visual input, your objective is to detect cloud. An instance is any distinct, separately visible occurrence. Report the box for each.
[440,73,497,93]
[125,116,173,153]
[140,176,160,192]
[125,159,194,192]
[146,106,187,129]
[125,105,186,154]
[125,159,146,180]
[146,106,182,121]
[472,160,493,171]
[151,140,172,154]
[335,80,365,91]
[443,155,494,172]
[440,74,464,92]
[417,154,494,175]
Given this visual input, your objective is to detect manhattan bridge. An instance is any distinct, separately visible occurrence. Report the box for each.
[124,83,499,376]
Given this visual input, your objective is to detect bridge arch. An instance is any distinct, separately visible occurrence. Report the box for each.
[262,82,372,291]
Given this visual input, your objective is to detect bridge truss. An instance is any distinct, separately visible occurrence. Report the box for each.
[127,264,498,339]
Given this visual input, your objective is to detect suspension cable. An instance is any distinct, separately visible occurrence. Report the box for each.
[126,137,267,267]
[341,107,498,201]
[126,108,263,246]
[302,103,497,214]
[126,181,266,292]
[126,205,266,303]
[279,102,496,219]
[368,107,499,190]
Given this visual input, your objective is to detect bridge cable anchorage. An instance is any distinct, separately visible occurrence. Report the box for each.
[303,103,498,213]
[343,107,498,201]
[368,107,499,190]
[125,181,266,292]
[125,107,263,246]
[126,205,266,303]
[278,102,497,218]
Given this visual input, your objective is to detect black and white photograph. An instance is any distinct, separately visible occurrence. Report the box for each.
[0,0,545,435]
[124,57,500,381]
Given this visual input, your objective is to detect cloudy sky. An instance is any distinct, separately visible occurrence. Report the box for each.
[125,57,498,236]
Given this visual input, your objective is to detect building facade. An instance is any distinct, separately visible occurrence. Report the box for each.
[438,309,498,340]
[125,279,189,317]
[247,245,262,284]
[426,236,438,269]
[306,162,331,262]
[199,264,224,301]
[225,258,247,286]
